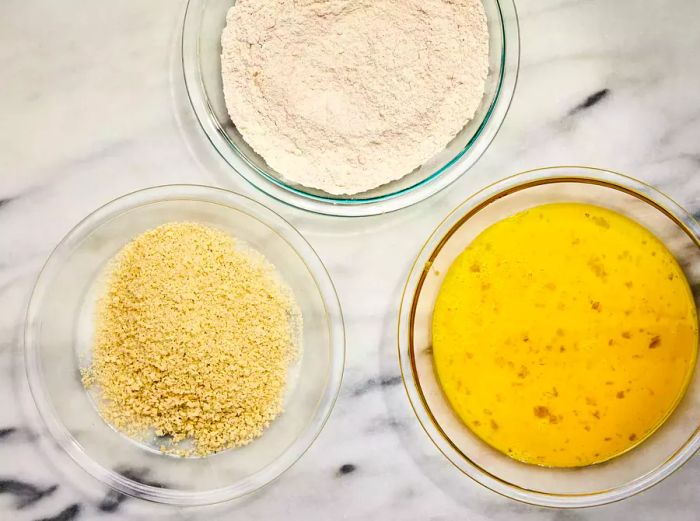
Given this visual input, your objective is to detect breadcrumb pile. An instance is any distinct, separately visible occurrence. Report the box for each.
[82,222,301,456]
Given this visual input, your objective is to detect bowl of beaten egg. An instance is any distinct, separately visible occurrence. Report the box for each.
[398,166,700,507]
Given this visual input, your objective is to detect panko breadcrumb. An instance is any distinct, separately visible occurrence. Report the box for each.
[82,222,301,456]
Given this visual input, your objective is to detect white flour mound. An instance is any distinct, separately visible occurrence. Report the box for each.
[221,0,489,196]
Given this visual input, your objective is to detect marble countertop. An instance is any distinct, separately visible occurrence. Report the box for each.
[2,0,700,519]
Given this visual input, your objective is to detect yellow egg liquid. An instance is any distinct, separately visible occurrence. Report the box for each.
[432,203,698,467]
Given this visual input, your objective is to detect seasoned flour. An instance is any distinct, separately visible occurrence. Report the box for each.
[221,0,489,195]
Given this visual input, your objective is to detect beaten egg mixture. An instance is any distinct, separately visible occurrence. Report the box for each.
[432,203,697,467]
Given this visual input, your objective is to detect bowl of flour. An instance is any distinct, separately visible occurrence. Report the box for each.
[183,0,519,216]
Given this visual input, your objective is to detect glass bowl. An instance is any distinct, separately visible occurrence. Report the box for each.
[25,185,345,505]
[181,0,519,216]
[398,166,700,507]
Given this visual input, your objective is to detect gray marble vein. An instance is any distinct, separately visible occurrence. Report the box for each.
[1,0,700,519]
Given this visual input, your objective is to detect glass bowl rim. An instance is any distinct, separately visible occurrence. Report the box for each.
[397,165,700,508]
[180,0,521,216]
[24,184,346,506]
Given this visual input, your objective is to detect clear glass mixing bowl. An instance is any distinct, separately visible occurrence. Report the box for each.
[25,185,345,505]
[398,167,700,507]
[181,0,519,216]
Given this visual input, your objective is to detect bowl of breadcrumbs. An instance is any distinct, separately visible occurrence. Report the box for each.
[25,185,344,505]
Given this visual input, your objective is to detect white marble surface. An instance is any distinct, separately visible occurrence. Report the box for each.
[2,0,700,519]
